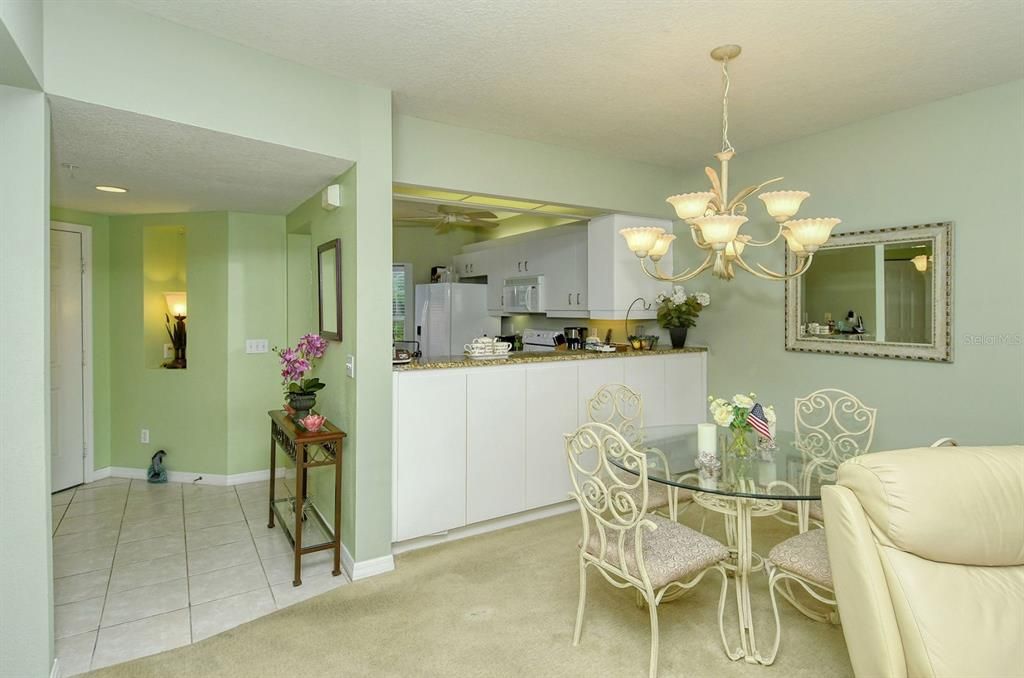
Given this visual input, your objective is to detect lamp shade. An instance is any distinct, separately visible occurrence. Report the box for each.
[782,218,840,252]
[666,192,716,220]
[911,254,929,272]
[648,233,676,260]
[619,227,666,258]
[164,291,187,317]
[692,215,747,249]
[758,190,810,222]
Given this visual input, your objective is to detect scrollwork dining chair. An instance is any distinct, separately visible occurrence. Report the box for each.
[565,422,737,678]
[587,384,692,521]
[780,388,878,533]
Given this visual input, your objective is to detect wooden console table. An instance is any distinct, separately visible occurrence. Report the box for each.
[268,410,346,586]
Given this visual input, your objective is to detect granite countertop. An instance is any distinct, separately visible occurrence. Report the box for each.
[393,346,707,371]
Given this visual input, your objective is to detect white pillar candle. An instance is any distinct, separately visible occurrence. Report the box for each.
[698,423,717,455]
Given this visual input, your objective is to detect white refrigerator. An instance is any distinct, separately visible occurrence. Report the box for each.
[415,283,499,359]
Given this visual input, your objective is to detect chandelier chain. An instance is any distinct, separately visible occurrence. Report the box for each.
[720,57,734,154]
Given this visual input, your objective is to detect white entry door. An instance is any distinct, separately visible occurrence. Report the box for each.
[51,228,86,492]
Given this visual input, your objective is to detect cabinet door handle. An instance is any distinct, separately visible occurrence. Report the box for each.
[576,292,581,305]
[568,293,572,305]
[524,260,528,271]
[517,261,522,272]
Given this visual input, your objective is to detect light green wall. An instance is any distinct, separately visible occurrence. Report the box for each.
[51,206,112,470]
[393,224,481,285]
[287,233,314,341]
[226,212,289,475]
[108,212,229,474]
[394,114,679,216]
[0,84,52,678]
[679,80,1024,449]
[287,169,360,555]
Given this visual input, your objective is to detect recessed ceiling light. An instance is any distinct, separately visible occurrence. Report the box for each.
[95,185,128,193]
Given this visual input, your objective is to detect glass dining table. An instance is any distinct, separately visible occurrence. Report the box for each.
[611,424,829,666]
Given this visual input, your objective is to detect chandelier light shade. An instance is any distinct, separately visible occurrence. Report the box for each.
[667,192,717,220]
[758,191,810,222]
[782,218,841,252]
[619,44,840,282]
[619,226,665,258]
[912,254,929,272]
[648,233,677,260]
[692,214,748,248]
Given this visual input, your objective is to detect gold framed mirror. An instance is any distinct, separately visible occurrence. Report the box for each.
[785,222,953,362]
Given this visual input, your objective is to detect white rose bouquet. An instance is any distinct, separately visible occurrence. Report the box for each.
[708,393,776,457]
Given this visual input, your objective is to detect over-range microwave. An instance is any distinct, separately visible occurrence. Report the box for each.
[503,275,545,313]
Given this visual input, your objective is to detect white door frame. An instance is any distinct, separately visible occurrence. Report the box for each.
[51,221,95,484]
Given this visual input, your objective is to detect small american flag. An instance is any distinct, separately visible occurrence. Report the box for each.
[747,403,772,439]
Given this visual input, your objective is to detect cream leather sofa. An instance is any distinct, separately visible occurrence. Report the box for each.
[821,445,1024,678]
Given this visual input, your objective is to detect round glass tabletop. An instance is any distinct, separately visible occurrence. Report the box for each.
[612,424,830,501]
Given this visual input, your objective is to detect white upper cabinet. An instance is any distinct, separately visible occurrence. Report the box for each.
[542,231,589,318]
[452,249,489,278]
[586,214,675,320]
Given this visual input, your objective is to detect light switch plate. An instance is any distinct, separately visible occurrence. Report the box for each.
[163,343,172,359]
[345,354,355,378]
[245,339,269,354]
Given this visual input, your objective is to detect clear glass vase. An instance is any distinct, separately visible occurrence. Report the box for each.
[725,426,757,459]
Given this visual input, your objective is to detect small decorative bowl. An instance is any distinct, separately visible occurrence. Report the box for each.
[299,414,325,432]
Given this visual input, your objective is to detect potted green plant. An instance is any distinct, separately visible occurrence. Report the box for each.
[655,286,710,347]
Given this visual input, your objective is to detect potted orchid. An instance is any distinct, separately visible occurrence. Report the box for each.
[656,286,710,348]
[708,393,776,458]
[275,333,328,418]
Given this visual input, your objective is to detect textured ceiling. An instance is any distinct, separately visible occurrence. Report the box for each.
[120,0,1024,169]
[50,97,353,215]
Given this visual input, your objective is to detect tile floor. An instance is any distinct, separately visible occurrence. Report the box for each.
[51,477,349,675]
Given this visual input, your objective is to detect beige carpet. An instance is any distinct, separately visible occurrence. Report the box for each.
[87,508,852,678]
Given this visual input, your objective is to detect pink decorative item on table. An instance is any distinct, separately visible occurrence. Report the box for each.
[299,414,325,432]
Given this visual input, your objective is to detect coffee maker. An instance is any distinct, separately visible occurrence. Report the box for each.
[563,326,588,351]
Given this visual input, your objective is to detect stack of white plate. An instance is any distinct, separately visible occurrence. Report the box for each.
[464,337,512,360]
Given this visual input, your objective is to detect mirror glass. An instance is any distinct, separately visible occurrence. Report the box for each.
[786,223,951,361]
[318,239,342,340]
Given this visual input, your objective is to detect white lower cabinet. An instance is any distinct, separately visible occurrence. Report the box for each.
[392,352,707,542]
[576,357,626,422]
[393,370,467,542]
[525,363,579,509]
[467,369,526,523]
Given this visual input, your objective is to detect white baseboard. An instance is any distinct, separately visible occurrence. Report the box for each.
[392,500,576,555]
[88,466,111,482]
[51,658,61,678]
[341,543,395,581]
[98,466,286,486]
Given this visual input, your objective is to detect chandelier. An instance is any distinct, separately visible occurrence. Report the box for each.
[620,45,840,282]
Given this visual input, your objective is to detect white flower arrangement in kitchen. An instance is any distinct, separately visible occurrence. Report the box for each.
[655,285,710,348]
[708,393,776,459]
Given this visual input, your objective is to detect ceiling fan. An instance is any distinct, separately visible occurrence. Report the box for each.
[394,202,500,232]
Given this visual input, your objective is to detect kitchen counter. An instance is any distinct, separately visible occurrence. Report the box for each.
[393,346,707,371]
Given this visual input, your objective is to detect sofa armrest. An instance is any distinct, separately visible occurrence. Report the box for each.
[822,485,907,678]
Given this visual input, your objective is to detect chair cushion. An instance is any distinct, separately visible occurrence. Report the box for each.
[780,499,824,522]
[768,528,833,588]
[585,514,729,589]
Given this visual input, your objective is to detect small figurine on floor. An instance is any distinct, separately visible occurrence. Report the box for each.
[147,449,168,483]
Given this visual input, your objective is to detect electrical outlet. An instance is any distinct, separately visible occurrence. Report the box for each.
[140,429,150,444]
[345,354,355,378]
[245,339,269,354]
